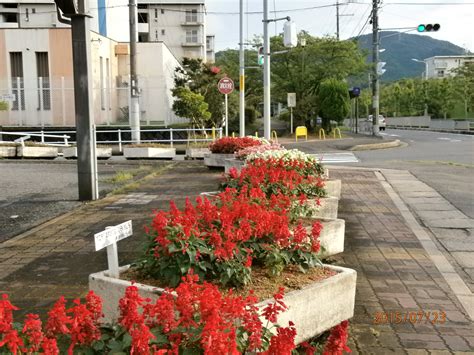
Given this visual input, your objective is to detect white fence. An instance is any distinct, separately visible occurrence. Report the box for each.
[0,127,222,152]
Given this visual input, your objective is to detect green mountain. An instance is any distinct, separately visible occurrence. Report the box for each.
[356,31,466,82]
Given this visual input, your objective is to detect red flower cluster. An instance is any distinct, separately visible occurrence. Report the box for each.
[209,137,264,154]
[119,273,295,354]
[323,320,351,355]
[143,186,322,286]
[0,291,102,355]
[224,157,326,201]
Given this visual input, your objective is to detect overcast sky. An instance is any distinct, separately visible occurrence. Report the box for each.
[206,0,474,53]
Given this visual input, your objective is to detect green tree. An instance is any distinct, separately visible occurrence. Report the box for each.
[172,87,212,130]
[451,62,474,118]
[318,79,350,132]
[173,58,237,128]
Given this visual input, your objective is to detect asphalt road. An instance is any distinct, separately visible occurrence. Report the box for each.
[353,129,474,218]
[0,161,155,242]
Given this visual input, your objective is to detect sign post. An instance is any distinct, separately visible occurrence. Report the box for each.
[287,93,296,134]
[94,220,133,278]
[218,77,234,137]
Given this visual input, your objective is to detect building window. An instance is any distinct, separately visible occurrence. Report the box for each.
[137,4,147,9]
[161,29,165,36]
[161,9,164,14]
[186,29,198,43]
[10,52,25,111]
[155,9,158,18]
[100,56,105,110]
[32,8,36,13]
[106,58,111,110]
[4,13,18,23]
[36,52,50,110]
[138,33,149,42]
[155,30,158,40]
[437,70,444,77]
[186,9,198,22]
[138,13,148,23]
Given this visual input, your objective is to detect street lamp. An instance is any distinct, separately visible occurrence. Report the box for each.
[412,58,428,116]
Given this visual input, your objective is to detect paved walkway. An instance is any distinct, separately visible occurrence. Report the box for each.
[0,162,473,354]
[332,169,474,354]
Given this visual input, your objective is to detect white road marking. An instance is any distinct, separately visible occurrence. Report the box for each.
[309,153,359,164]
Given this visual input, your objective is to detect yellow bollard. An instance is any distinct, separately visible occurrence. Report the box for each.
[271,130,278,142]
[255,131,258,138]
[333,127,342,139]
[232,132,235,138]
[295,126,308,142]
[319,128,326,140]
[212,127,216,140]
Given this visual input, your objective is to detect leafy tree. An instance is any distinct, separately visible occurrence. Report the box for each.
[172,87,212,130]
[451,62,474,118]
[318,79,350,131]
[172,58,237,128]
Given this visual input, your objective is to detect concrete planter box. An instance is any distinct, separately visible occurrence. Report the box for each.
[203,153,234,168]
[324,179,341,199]
[0,146,16,158]
[298,196,339,220]
[89,264,356,343]
[301,218,345,259]
[123,147,176,159]
[224,158,246,173]
[17,146,58,158]
[63,147,112,159]
[186,147,210,159]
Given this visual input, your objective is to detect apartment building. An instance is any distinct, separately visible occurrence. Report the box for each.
[136,0,214,62]
[424,55,474,79]
[0,0,130,41]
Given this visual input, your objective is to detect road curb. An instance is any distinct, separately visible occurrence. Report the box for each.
[349,139,401,151]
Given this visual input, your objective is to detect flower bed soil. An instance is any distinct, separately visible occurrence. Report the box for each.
[122,265,336,302]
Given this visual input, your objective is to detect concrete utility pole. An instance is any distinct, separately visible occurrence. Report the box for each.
[129,0,140,143]
[71,0,98,200]
[336,0,340,40]
[239,0,245,137]
[371,0,380,135]
[263,0,271,140]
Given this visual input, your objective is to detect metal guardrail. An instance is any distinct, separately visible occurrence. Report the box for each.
[0,131,70,147]
[0,127,223,151]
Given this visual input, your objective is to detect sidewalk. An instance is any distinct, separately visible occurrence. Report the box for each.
[0,162,472,353]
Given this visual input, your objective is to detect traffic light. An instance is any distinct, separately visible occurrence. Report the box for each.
[258,46,264,66]
[417,24,440,32]
[283,20,297,48]
[377,62,386,76]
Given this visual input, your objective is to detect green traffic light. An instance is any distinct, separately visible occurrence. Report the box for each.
[258,56,264,66]
[417,24,425,32]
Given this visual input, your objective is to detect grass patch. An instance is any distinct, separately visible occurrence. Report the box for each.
[109,163,175,195]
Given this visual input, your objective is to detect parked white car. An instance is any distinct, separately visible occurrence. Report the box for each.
[368,115,386,131]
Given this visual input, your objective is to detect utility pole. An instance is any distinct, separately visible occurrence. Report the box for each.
[71,0,98,201]
[129,0,140,143]
[336,1,353,40]
[263,0,271,140]
[371,0,380,135]
[239,0,245,137]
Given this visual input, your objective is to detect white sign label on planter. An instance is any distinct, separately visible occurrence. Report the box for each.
[94,220,133,251]
[94,220,133,278]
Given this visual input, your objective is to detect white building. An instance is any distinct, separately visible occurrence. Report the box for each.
[424,55,474,79]
[136,0,214,62]
[0,27,183,127]
[0,0,130,41]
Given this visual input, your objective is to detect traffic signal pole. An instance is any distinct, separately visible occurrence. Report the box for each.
[263,0,271,140]
[371,0,380,136]
[239,0,245,137]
